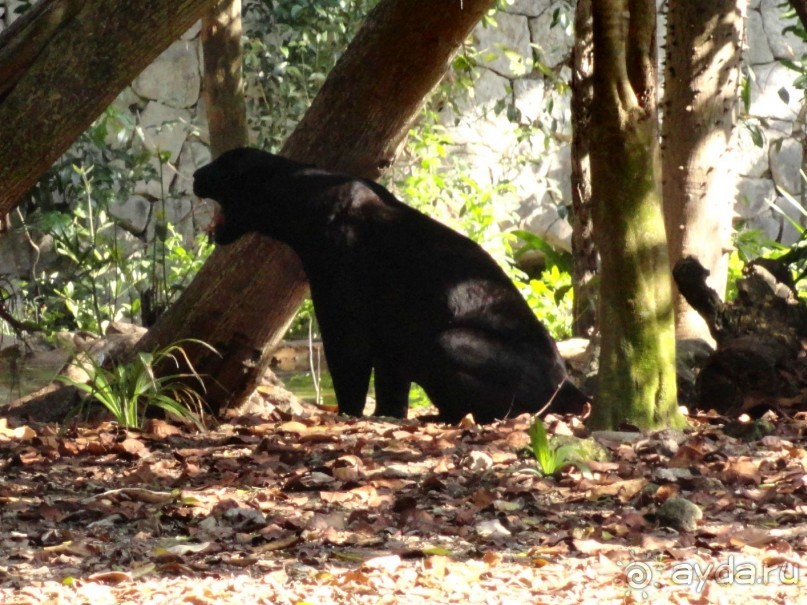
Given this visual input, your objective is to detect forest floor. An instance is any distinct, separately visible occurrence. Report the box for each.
[0,396,805,605]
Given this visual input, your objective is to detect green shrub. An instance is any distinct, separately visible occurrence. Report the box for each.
[58,340,217,430]
[526,416,591,477]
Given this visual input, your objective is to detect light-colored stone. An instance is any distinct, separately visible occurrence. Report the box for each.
[194,95,210,145]
[519,203,573,252]
[474,12,533,78]
[109,195,151,235]
[745,9,775,65]
[769,137,804,195]
[181,19,202,40]
[774,194,806,242]
[0,230,37,277]
[513,77,545,123]
[103,87,144,149]
[164,197,195,231]
[507,0,552,17]
[728,123,770,178]
[528,12,572,69]
[135,102,193,198]
[760,0,807,60]
[736,176,777,218]
[174,138,212,198]
[748,62,801,121]
[542,142,572,204]
[469,68,510,107]
[138,102,193,162]
[449,110,517,156]
[133,40,201,109]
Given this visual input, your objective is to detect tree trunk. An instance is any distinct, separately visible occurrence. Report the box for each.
[788,0,807,30]
[0,0,83,102]
[0,0,213,214]
[661,0,746,341]
[201,0,249,157]
[137,0,496,413]
[589,0,684,429]
[570,0,598,337]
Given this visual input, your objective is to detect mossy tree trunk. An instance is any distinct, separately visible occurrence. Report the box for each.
[137,0,496,413]
[661,0,746,342]
[589,0,684,429]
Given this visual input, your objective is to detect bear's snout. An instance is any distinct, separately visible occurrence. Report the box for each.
[192,166,214,200]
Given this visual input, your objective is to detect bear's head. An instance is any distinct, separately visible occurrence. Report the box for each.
[193,147,305,245]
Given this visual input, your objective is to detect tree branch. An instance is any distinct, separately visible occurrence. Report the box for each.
[0,0,84,102]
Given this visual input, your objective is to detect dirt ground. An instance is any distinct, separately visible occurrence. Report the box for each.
[0,398,805,604]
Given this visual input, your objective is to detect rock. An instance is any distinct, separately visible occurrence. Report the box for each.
[653,467,694,482]
[138,102,193,162]
[528,12,572,68]
[760,0,807,60]
[181,19,202,40]
[507,0,552,17]
[175,139,212,198]
[133,40,201,108]
[769,138,803,196]
[556,338,589,369]
[519,204,573,253]
[728,123,770,179]
[591,431,643,444]
[461,451,494,472]
[745,9,775,65]
[109,195,151,235]
[135,102,193,199]
[513,77,545,123]
[749,62,801,121]
[474,12,533,78]
[656,497,703,532]
[676,338,714,406]
[736,177,777,219]
[468,68,510,107]
[104,87,143,149]
[475,518,512,539]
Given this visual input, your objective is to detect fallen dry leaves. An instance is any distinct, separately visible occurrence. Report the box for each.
[0,407,805,604]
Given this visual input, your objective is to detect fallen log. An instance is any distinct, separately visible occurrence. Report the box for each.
[673,255,807,417]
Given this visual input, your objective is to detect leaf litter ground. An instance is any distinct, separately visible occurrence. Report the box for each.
[0,399,805,604]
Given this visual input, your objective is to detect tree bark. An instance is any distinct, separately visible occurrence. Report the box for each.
[0,0,83,102]
[137,0,496,413]
[674,255,807,416]
[788,0,807,30]
[0,0,214,215]
[201,0,249,157]
[570,0,598,337]
[589,0,684,429]
[661,0,746,341]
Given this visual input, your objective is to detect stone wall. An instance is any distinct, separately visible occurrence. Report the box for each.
[2,0,806,269]
[462,0,807,251]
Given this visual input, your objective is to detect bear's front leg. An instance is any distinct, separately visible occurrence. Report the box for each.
[316,314,373,417]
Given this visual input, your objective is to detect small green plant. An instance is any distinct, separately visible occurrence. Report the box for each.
[57,339,217,430]
[527,416,591,477]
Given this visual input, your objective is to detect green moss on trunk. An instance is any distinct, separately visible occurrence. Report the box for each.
[589,0,685,430]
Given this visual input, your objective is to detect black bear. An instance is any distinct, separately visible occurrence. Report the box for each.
[193,148,589,423]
